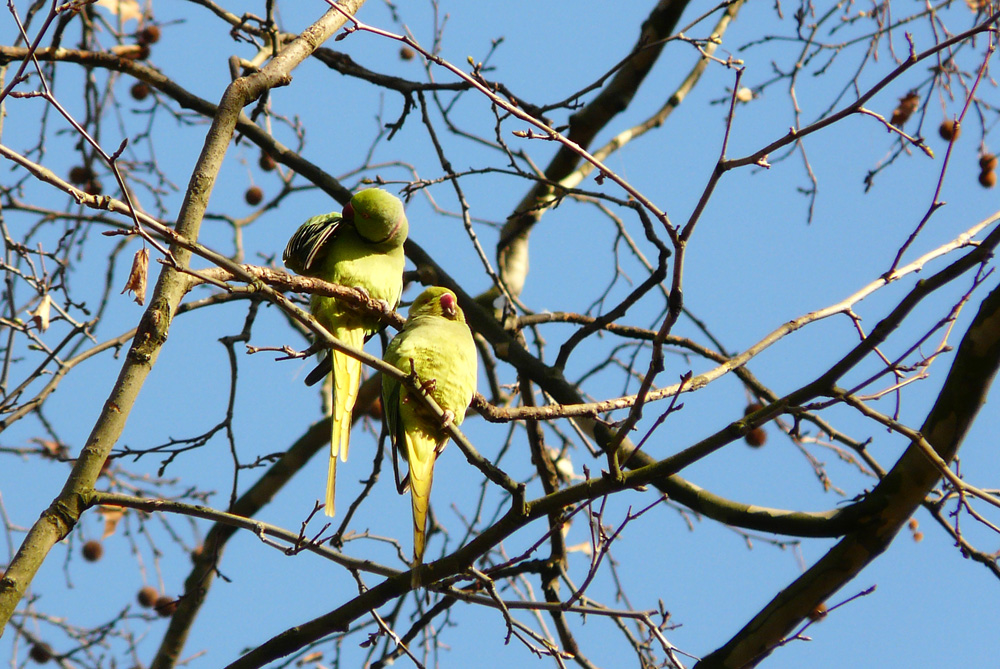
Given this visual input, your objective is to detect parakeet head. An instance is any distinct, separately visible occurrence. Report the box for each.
[344,188,408,245]
[408,287,466,323]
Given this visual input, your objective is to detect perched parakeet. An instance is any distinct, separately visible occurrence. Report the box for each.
[382,287,477,580]
[283,188,408,517]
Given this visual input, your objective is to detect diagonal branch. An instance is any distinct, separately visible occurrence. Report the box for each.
[697,278,1000,668]
[0,0,367,632]
[494,0,693,296]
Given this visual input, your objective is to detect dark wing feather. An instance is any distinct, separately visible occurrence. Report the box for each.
[304,355,331,387]
[282,213,342,276]
[302,319,383,387]
[382,374,410,494]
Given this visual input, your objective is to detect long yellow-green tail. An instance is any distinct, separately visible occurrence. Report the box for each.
[406,428,438,585]
[324,328,365,517]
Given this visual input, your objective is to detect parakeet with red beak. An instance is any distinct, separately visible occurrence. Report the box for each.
[381,287,477,583]
[283,188,408,517]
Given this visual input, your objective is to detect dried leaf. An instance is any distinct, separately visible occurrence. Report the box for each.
[30,294,52,331]
[94,0,143,23]
[297,652,323,665]
[890,91,919,127]
[29,437,65,459]
[121,247,149,305]
[565,541,593,556]
[547,446,580,482]
[98,506,125,539]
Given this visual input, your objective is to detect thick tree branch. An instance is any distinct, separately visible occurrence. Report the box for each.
[697,279,1000,668]
[494,0,694,296]
[0,0,366,632]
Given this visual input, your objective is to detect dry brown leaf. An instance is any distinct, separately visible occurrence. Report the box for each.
[29,294,52,331]
[94,0,143,23]
[547,447,581,483]
[121,247,149,305]
[29,437,65,459]
[890,91,919,127]
[297,652,324,665]
[98,506,125,539]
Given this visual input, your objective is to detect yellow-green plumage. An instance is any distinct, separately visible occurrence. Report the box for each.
[283,188,408,517]
[382,287,478,582]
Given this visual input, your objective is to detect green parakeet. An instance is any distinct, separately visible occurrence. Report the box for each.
[283,188,408,517]
[382,287,477,580]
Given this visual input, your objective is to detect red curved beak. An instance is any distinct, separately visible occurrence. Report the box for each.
[440,292,457,318]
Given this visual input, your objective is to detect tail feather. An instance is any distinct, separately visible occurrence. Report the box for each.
[406,430,439,566]
[331,346,363,462]
[324,450,338,516]
[323,329,366,518]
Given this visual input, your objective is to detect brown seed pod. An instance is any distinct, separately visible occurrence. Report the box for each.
[29,643,53,664]
[744,427,767,448]
[244,185,263,206]
[130,82,150,101]
[938,119,960,142]
[744,402,767,446]
[68,165,93,185]
[890,91,919,126]
[84,179,103,196]
[980,153,998,172]
[399,46,415,61]
[979,169,996,189]
[81,540,104,562]
[154,595,178,617]
[191,544,204,563]
[258,152,277,172]
[138,25,161,45]
[137,586,159,608]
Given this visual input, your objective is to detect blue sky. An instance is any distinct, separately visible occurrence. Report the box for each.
[3,1,1000,667]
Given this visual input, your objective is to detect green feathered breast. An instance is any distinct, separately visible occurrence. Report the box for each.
[383,287,478,441]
